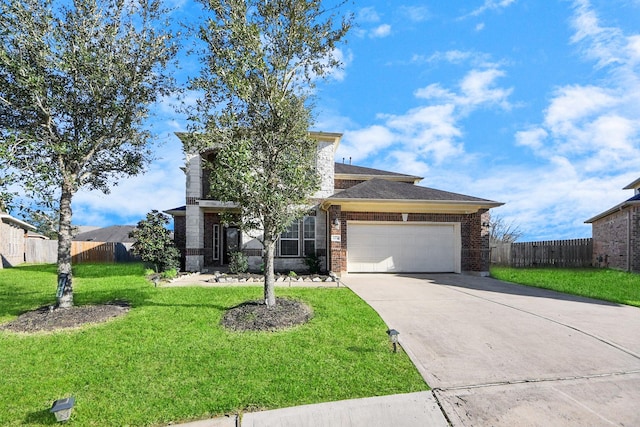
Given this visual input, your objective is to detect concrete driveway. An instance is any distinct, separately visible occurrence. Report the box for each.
[343,273,640,426]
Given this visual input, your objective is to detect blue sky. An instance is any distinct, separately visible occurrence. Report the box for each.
[71,0,640,241]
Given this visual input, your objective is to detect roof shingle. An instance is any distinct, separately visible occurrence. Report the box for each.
[329,178,498,203]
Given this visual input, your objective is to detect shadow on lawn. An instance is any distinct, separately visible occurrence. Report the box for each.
[23,408,57,426]
[138,300,231,311]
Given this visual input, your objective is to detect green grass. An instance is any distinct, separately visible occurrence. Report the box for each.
[0,264,427,426]
[491,267,640,307]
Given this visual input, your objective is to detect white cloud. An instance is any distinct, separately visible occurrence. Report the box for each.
[336,125,396,163]
[418,50,504,69]
[515,128,547,152]
[505,0,640,238]
[325,48,353,82]
[383,104,463,164]
[458,68,512,109]
[398,6,430,23]
[338,64,512,169]
[358,7,380,23]
[415,67,512,111]
[73,145,186,226]
[570,0,624,68]
[370,24,391,38]
[465,0,516,18]
[414,83,457,101]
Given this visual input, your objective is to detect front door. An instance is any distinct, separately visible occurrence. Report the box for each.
[223,227,240,264]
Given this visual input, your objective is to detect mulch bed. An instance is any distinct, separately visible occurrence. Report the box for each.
[0,302,130,333]
[220,298,313,332]
[2,298,311,334]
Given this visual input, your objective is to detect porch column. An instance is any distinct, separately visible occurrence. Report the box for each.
[185,152,204,271]
[328,205,346,274]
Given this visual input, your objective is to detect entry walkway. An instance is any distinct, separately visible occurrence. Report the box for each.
[345,273,640,426]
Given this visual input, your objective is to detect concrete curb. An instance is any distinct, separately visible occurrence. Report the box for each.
[172,392,448,427]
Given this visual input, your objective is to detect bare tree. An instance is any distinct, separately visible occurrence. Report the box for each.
[489,213,523,244]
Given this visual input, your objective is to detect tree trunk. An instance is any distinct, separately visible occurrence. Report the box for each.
[56,179,75,308]
[263,236,276,308]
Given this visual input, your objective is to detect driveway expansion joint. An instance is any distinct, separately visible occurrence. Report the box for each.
[434,369,640,392]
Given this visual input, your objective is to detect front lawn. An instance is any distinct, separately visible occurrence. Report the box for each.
[491,267,640,307]
[0,264,427,426]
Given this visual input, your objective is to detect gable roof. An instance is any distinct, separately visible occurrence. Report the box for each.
[164,206,186,217]
[585,192,640,223]
[334,163,422,184]
[323,179,502,214]
[72,225,137,242]
[623,177,640,191]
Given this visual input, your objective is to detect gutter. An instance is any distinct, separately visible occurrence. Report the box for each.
[0,213,36,231]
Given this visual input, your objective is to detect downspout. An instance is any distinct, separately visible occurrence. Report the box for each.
[627,209,631,272]
[321,202,330,273]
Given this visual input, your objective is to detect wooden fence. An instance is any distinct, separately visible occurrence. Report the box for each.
[491,238,593,268]
[25,240,139,264]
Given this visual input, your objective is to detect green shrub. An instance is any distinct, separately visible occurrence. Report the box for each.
[160,268,178,280]
[304,252,322,274]
[228,251,248,274]
[130,210,180,273]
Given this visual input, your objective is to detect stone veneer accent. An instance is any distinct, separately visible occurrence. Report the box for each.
[591,206,640,272]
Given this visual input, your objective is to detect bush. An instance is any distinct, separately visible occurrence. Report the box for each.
[130,210,180,273]
[160,268,178,280]
[304,252,322,274]
[228,251,248,274]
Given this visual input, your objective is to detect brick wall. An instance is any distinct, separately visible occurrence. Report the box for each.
[334,179,365,190]
[592,206,640,272]
[328,208,490,274]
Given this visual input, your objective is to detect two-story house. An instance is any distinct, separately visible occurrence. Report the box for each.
[166,131,503,276]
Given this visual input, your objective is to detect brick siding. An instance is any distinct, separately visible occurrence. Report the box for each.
[592,206,640,272]
[334,179,365,190]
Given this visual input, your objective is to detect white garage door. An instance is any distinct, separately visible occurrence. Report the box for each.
[347,222,460,273]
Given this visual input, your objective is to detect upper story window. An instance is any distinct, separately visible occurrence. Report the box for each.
[201,151,217,199]
[279,216,315,257]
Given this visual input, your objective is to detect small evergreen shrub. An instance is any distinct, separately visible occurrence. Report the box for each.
[304,252,322,274]
[228,251,249,274]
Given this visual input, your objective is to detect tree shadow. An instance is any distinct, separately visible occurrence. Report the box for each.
[395,273,621,307]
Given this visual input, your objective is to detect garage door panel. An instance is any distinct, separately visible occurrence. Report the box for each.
[347,223,460,273]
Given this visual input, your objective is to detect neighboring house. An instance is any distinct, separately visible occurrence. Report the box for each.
[166,132,503,276]
[72,225,137,243]
[0,211,36,268]
[585,178,640,272]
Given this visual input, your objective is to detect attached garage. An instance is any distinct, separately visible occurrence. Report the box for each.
[347,222,461,273]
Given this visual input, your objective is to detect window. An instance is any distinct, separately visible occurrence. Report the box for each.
[303,216,315,256]
[279,216,316,257]
[280,220,300,256]
[213,224,220,261]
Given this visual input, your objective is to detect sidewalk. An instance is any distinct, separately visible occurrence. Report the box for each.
[173,392,448,427]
